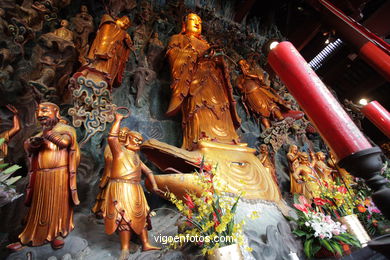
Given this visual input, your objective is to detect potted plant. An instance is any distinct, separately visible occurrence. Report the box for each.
[166,158,257,259]
[288,196,361,258]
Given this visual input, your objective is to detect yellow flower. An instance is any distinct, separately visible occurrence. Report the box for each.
[246,247,253,252]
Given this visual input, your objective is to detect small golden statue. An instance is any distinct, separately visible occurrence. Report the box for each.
[19,102,80,249]
[287,145,302,194]
[327,152,355,186]
[92,127,130,217]
[293,152,320,200]
[86,14,132,89]
[258,144,278,186]
[53,19,73,43]
[103,111,161,259]
[237,59,286,129]
[166,13,241,150]
[0,105,21,163]
[314,151,335,182]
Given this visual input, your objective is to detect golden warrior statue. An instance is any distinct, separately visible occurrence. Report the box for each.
[237,59,286,129]
[19,102,80,249]
[86,15,132,89]
[166,13,241,151]
[103,111,161,259]
[92,127,130,217]
[0,105,21,163]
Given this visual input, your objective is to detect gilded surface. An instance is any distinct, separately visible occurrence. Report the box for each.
[19,103,80,246]
[287,145,303,194]
[166,13,240,150]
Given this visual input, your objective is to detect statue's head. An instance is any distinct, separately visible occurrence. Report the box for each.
[289,144,298,154]
[182,13,202,36]
[259,144,268,153]
[118,127,130,144]
[116,16,131,30]
[316,151,326,161]
[80,5,88,13]
[238,59,250,74]
[60,19,69,28]
[36,102,62,129]
[125,131,143,151]
[299,152,309,163]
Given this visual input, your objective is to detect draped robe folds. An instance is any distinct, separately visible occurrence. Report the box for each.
[19,123,80,246]
[86,14,132,87]
[103,146,150,235]
[92,145,112,214]
[287,152,303,194]
[166,33,240,151]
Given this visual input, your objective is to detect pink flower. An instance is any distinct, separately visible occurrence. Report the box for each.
[298,196,311,208]
[293,203,308,213]
[332,229,340,235]
[370,207,381,214]
[319,234,325,239]
[323,215,332,224]
[337,186,347,194]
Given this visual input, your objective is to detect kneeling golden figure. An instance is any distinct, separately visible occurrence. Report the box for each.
[103,111,162,259]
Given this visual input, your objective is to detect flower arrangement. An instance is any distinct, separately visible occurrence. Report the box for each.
[166,158,257,255]
[289,196,361,258]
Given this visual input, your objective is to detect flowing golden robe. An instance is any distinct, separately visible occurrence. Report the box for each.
[294,165,321,200]
[287,152,303,194]
[103,146,150,235]
[92,145,112,214]
[87,14,132,87]
[19,123,80,246]
[166,33,240,150]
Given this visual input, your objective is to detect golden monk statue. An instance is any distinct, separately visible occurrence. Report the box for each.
[19,102,80,249]
[103,112,161,259]
[0,105,21,163]
[293,152,320,200]
[258,144,278,186]
[237,59,287,129]
[92,127,130,217]
[327,152,354,186]
[86,14,132,89]
[287,145,303,194]
[166,13,241,151]
[53,19,74,43]
[314,151,335,183]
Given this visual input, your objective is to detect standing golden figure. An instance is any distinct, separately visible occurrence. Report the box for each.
[92,127,130,217]
[287,145,303,194]
[314,151,335,183]
[237,59,286,129]
[103,111,161,259]
[258,144,278,186]
[86,15,132,89]
[166,13,241,150]
[19,102,80,249]
[293,152,320,200]
[0,105,21,163]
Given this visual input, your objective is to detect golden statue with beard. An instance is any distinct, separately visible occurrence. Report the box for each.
[104,112,161,259]
[92,127,130,217]
[166,13,241,151]
[19,102,80,249]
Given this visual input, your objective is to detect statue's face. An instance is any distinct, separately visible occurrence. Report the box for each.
[260,145,268,153]
[291,145,298,154]
[317,152,325,161]
[80,5,88,12]
[185,13,202,36]
[116,16,131,30]
[125,132,143,151]
[36,104,57,126]
[239,60,250,74]
[61,20,69,27]
[118,128,130,143]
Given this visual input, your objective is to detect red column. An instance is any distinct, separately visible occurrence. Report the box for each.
[268,41,372,161]
[359,42,390,82]
[361,101,390,139]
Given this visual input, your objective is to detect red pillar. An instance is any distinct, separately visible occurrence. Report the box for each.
[268,41,372,161]
[361,101,390,139]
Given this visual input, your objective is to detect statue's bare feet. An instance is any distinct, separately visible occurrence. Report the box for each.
[119,249,130,260]
[142,243,161,251]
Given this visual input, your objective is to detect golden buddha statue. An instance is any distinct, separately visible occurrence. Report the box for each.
[103,112,161,259]
[236,59,286,129]
[293,152,321,200]
[19,102,80,249]
[287,145,303,194]
[53,19,74,42]
[0,105,21,163]
[86,14,132,89]
[92,127,130,217]
[166,13,241,151]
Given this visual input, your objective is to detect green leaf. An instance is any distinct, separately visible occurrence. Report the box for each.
[1,165,22,175]
[304,239,313,257]
[0,138,4,146]
[292,230,306,237]
[4,176,21,186]
[0,163,9,169]
[329,240,343,256]
[312,241,321,256]
[319,239,335,253]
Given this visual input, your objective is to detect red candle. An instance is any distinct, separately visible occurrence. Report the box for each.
[361,101,390,139]
[268,41,372,161]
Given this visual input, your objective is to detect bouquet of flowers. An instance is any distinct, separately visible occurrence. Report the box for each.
[289,196,360,258]
[166,158,256,255]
